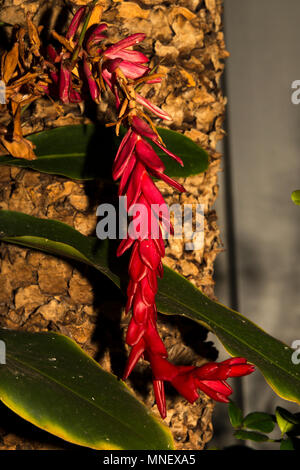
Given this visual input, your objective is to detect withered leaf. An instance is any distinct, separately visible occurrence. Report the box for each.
[0,135,36,160]
[87,5,103,30]
[1,43,19,84]
[51,31,74,54]
[27,14,41,56]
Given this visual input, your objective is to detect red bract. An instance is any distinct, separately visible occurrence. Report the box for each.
[104,33,149,63]
[83,57,100,103]
[66,6,86,41]
[85,23,108,51]
[59,63,81,104]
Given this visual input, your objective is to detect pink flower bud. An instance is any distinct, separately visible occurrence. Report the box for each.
[83,57,100,102]
[66,7,86,40]
[85,23,108,50]
[104,33,146,57]
[136,94,172,121]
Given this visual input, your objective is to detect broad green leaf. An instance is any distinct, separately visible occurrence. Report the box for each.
[280,438,294,450]
[242,412,275,433]
[0,328,173,450]
[291,190,300,206]
[276,407,299,436]
[0,211,300,407]
[234,430,269,443]
[228,401,243,428]
[0,125,208,180]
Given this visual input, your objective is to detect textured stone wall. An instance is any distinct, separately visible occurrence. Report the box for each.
[0,0,227,450]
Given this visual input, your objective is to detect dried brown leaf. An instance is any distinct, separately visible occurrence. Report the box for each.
[168,6,196,23]
[0,135,36,160]
[117,2,149,19]
[26,14,41,56]
[87,5,103,29]
[2,43,19,84]
[51,31,74,53]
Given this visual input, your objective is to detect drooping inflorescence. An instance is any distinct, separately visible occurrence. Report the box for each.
[0,3,255,419]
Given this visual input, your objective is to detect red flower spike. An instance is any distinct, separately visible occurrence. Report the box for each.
[90,22,257,419]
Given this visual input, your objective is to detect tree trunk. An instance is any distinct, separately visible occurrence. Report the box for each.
[0,0,227,450]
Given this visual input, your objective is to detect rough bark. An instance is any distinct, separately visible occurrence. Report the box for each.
[0,0,227,450]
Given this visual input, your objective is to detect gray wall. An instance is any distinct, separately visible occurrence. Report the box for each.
[211,0,300,448]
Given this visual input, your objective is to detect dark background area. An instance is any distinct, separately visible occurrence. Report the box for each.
[212,0,300,448]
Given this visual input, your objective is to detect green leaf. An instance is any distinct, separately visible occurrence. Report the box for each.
[276,407,299,436]
[145,127,209,177]
[0,211,300,407]
[280,438,294,450]
[0,328,174,450]
[242,412,275,433]
[0,125,208,180]
[291,190,300,206]
[234,430,269,443]
[228,401,243,428]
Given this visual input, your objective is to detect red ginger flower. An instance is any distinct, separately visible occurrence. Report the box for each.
[49,7,255,419]
[104,30,256,419]
[113,114,255,418]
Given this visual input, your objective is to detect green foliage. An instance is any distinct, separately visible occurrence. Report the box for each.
[242,412,275,433]
[0,210,299,408]
[228,402,300,450]
[291,190,300,205]
[0,125,209,180]
[280,438,294,450]
[233,430,269,443]
[228,400,243,428]
[0,328,174,450]
[276,407,299,435]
